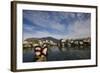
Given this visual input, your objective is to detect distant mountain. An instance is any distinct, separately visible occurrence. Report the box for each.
[25,37,59,43]
[40,37,59,43]
[25,37,38,42]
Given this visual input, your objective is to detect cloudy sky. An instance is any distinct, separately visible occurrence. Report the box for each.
[23,10,91,40]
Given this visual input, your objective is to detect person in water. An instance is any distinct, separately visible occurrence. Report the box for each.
[34,43,48,62]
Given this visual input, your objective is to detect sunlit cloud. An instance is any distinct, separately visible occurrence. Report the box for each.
[23,10,91,39]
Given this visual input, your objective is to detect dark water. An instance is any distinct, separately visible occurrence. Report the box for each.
[23,46,91,62]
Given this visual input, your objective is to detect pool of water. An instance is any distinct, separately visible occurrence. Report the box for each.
[23,46,91,62]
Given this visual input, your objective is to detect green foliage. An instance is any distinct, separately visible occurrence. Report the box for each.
[32,40,39,44]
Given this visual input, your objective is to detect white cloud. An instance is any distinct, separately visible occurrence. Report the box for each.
[49,23,66,31]
[64,18,91,39]
[23,11,67,31]
[23,30,65,40]
[23,24,35,32]
[23,10,91,39]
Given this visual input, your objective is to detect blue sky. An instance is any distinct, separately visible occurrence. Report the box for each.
[23,10,91,40]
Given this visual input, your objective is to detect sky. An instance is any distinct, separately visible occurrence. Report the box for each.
[23,10,91,40]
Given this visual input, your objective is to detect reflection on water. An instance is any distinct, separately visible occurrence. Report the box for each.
[23,46,91,62]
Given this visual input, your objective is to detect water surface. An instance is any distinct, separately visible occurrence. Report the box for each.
[23,46,91,62]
